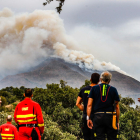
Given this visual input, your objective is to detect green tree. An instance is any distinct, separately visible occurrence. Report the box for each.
[13,87,24,101]
[121,97,135,106]
[60,80,67,88]
[0,96,7,111]
[43,0,65,14]
[42,112,77,140]
[0,96,7,106]
[119,97,140,140]
[0,91,16,104]
[80,80,91,90]
[1,80,139,140]
[53,103,82,138]
[33,87,56,114]
[33,80,83,139]
[1,86,14,93]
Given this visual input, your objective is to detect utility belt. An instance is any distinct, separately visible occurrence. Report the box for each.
[94,112,116,114]
[18,124,38,127]
[17,124,39,140]
[94,112,118,130]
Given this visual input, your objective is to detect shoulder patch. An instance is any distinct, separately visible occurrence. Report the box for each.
[84,90,90,94]
[22,107,28,111]
[5,128,9,131]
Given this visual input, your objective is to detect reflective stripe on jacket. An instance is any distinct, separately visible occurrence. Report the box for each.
[14,98,44,134]
[0,122,18,140]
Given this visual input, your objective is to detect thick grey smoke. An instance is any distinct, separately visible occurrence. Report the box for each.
[0,8,126,79]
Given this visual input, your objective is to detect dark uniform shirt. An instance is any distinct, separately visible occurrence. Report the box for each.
[89,83,120,112]
[78,86,93,115]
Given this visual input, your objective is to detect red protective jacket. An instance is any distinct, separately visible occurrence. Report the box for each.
[0,122,19,140]
[14,98,44,134]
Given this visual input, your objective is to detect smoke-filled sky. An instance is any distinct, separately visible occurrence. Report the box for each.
[0,0,140,81]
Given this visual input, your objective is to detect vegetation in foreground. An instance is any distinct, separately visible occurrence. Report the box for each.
[0,80,140,140]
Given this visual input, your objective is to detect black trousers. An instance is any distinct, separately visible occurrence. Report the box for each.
[93,113,118,140]
[82,115,95,140]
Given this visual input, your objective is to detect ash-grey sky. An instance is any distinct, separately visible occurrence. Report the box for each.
[0,0,140,81]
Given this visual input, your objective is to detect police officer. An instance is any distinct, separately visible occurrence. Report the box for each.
[14,89,44,140]
[87,71,120,140]
[76,73,100,140]
[0,115,19,140]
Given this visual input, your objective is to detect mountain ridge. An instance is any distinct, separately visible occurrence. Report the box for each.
[0,58,140,100]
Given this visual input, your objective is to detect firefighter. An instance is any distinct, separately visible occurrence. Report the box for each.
[14,89,44,140]
[0,115,19,140]
[76,73,100,140]
[87,71,120,140]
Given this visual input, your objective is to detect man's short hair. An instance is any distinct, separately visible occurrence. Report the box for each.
[100,71,112,83]
[25,89,33,97]
[91,73,100,84]
[7,115,12,122]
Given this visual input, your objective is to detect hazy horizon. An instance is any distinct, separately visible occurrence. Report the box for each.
[0,0,140,81]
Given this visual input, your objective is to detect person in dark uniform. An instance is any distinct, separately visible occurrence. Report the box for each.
[87,71,120,140]
[76,73,100,140]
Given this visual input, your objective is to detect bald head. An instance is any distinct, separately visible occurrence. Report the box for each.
[7,115,12,122]
[100,71,112,84]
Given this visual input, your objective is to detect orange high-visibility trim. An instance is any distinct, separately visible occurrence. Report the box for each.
[112,112,117,130]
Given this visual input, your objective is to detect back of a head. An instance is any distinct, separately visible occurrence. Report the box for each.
[100,71,112,83]
[91,73,100,84]
[7,115,12,122]
[25,88,32,97]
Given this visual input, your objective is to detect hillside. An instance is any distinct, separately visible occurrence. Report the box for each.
[0,57,140,98]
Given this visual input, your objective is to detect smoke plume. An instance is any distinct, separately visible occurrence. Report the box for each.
[0,8,126,79]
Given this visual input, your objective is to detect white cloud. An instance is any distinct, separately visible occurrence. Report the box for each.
[0,8,127,79]
[68,19,140,81]
[0,0,140,81]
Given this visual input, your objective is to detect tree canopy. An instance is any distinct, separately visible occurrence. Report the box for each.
[43,0,65,14]
[0,80,140,139]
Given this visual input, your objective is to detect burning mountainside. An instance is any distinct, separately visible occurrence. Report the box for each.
[0,8,126,80]
[0,58,139,96]
[1,8,139,103]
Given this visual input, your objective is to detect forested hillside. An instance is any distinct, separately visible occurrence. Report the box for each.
[0,80,140,140]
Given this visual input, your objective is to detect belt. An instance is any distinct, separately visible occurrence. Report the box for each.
[94,112,116,114]
[18,124,38,127]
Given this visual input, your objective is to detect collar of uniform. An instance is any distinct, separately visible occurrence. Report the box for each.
[101,82,109,85]
[6,122,11,124]
[90,83,96,87]
[24,97,32,100]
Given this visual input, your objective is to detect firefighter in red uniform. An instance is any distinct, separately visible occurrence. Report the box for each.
[0,115,19,140]
[14,89,44,140]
